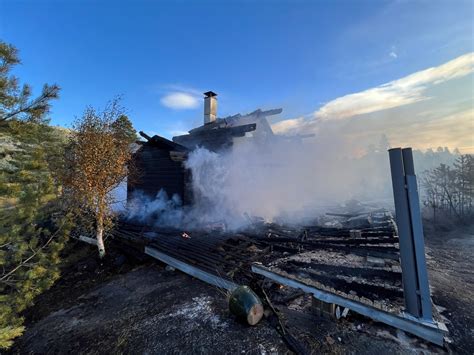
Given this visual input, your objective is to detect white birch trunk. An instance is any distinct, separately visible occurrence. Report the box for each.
[97,226,106,258]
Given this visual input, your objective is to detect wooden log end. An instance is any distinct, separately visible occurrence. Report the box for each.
[247,303,264,326]
[229,285,264,326]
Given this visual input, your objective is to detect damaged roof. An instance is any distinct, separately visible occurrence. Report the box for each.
[139,131,188,152]
[172,108,282,151]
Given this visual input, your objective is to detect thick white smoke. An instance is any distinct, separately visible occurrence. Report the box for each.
[124,127,461,231]
[183,136,393,228]
[126,128,399,230]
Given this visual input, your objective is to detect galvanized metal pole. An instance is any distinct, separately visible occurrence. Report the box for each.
[402,148,433,321]
[388,148,421,317]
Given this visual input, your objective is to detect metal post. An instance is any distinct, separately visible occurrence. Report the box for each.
[402,148,433,321]
[388,148,421,317]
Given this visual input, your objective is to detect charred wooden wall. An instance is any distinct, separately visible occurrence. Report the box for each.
[127,143,190,204]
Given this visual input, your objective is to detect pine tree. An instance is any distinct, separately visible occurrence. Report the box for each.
[0,41,71,349]
[0,121,73,349]
[112,114,138,144]
[0,40,59,123]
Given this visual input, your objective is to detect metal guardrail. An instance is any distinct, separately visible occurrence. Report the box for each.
[251,263,447,346]
[145,246,238,291]
[389,148,432,321]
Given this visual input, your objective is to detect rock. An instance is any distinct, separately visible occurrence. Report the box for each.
[165,265,176,272]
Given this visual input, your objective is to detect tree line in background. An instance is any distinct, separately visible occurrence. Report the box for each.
[355,135,466,204]
[0,40,136,349]
[421,154,474,224]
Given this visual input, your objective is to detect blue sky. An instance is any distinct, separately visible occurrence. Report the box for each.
[1,0,473,151]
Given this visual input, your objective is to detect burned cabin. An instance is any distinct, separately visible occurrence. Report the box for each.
[172,91,282,151]
[128,91,284,203]
[127,133,190,204]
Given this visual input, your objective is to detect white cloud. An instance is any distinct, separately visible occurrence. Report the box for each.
[270,53,474,153]
[161,92,200,110]
[389,45,398,59]
[391,108,474,154]
[271,117,307,135]
[161,84,202,97]
[315,52,473,120]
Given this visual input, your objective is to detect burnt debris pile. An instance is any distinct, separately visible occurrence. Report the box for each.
[112,209,402,309]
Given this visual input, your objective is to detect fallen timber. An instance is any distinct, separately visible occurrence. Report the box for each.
[107,211,448,346]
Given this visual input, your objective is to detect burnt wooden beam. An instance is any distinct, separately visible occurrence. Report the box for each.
[139,131,152,141]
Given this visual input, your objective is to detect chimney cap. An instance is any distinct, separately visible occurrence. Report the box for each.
[203,91,217,98]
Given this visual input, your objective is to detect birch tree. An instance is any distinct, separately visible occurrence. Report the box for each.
[63,100,135,257]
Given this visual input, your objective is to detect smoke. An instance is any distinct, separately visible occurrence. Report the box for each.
[183,135,393,227]
[124,123,462,231]
[127,189,185,225]
[126,124,402,230]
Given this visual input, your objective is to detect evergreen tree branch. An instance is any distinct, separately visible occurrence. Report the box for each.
[0,84,60,122]
[0,220,66,283]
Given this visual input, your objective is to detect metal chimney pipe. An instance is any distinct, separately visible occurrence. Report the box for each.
[203,91,217,124]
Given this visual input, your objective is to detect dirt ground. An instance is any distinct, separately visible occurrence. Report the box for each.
[8,224,474,355]
[425,223,474,355]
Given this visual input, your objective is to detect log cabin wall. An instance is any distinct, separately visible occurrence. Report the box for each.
[127,140,191,205]
[128,106,283,209]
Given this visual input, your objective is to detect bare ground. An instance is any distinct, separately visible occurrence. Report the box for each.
[425,223,474,355]
[8,224,474,354]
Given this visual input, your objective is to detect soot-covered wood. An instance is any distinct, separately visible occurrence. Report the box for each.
[128,143,189,204]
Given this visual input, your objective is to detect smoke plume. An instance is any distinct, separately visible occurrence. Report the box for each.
[125,126,405,230]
